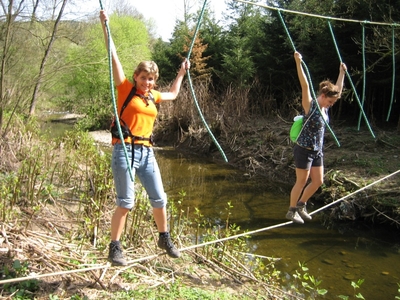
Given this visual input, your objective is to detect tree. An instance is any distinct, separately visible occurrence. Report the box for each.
[29,0,68,116]
[59,12,152,130]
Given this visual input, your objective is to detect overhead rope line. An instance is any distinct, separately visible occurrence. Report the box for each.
[357,23,367,130]
[387,26,396,121]
[185,0,228,162]
[327,21,375,139]
[99,0,134,181]
[2,169,398,286]
[277,10,341,147]
[235,0,400,27]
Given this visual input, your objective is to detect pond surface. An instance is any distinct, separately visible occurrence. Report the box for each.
[155,147,400,299]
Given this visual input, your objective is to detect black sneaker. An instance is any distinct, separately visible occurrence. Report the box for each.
[157,233,180,258]
[108,241,127,266]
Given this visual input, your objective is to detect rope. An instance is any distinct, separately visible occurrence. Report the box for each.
[386,26,396,121]
[235,0,400,27]
[2,169,398,285]
[99,0,134,181]
[277,10,340,147]
[185,0,228,162]
[327,21,376,139]
[357,23,367,130]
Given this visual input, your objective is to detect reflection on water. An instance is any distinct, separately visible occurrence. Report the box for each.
[155,148,400,299]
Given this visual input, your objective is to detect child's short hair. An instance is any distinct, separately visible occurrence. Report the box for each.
[134,61,159,81]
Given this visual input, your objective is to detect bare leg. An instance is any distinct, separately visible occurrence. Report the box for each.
[153,207,168,232]
[290,168,310,207]
[298,166,324,204]
[111,206,130,241]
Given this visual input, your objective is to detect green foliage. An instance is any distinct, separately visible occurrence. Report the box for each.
[338,279,365,299]
[57,14,151,131]
[289,261,328,298]
[152,20,191,84]
[97,279,257,299]
[220,35,255,88]
[151,38,178,85]
[1,260,39,299]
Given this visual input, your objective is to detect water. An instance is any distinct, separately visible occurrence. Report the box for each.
[42,116,400,299]
[155,147,400,299]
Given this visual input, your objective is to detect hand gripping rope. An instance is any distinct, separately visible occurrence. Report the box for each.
[236,0,400,137]
[100,0,228,165]
[276,10,341,147]
[327,20,375,139]
[1,0,399,287]
[99,0,134,181]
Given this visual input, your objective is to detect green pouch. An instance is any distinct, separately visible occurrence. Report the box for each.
[290,115,303,142]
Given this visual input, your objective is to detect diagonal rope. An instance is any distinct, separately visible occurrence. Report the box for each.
[277,10,340,147]
[1,169,398,285]
[185,0,228,162]
[327,21,375,139]
[99,0,134,181]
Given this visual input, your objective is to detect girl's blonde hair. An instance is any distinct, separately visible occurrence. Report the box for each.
[134,61,159,81]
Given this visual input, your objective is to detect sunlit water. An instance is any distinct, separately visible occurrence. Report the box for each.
[155,148,400,299]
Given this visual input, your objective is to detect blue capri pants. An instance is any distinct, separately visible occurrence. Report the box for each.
[111,143,167,210]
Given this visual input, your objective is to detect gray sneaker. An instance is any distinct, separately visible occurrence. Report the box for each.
[158,233,180,258]
[286,210,304,224]
[297,205,312,221]
[108,241,127,266]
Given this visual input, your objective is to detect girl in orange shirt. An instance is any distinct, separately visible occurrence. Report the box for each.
[100,10,190,266]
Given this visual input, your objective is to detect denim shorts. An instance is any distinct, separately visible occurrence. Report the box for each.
[111,143,167,209]
[293,144,323,170]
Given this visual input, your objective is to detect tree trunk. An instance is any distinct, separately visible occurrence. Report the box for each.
[28,0,68,116]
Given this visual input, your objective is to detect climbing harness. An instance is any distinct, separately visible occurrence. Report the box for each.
[109,87,155,143]
[3,0,389,287]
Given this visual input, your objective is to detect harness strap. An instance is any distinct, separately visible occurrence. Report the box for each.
[111,87,156,145]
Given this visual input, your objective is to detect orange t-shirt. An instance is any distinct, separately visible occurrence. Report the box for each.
[112,78,161,147]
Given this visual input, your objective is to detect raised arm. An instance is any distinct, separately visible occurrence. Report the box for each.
[294,51,312,114]
[100,10,125,86]
[335,62,347,98]
[161,59,190,101]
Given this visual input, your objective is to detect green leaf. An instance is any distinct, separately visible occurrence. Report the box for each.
[355,292,365,299]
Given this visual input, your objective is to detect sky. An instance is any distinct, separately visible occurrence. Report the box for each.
[80,0,227,41]
[133,1,227,41]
